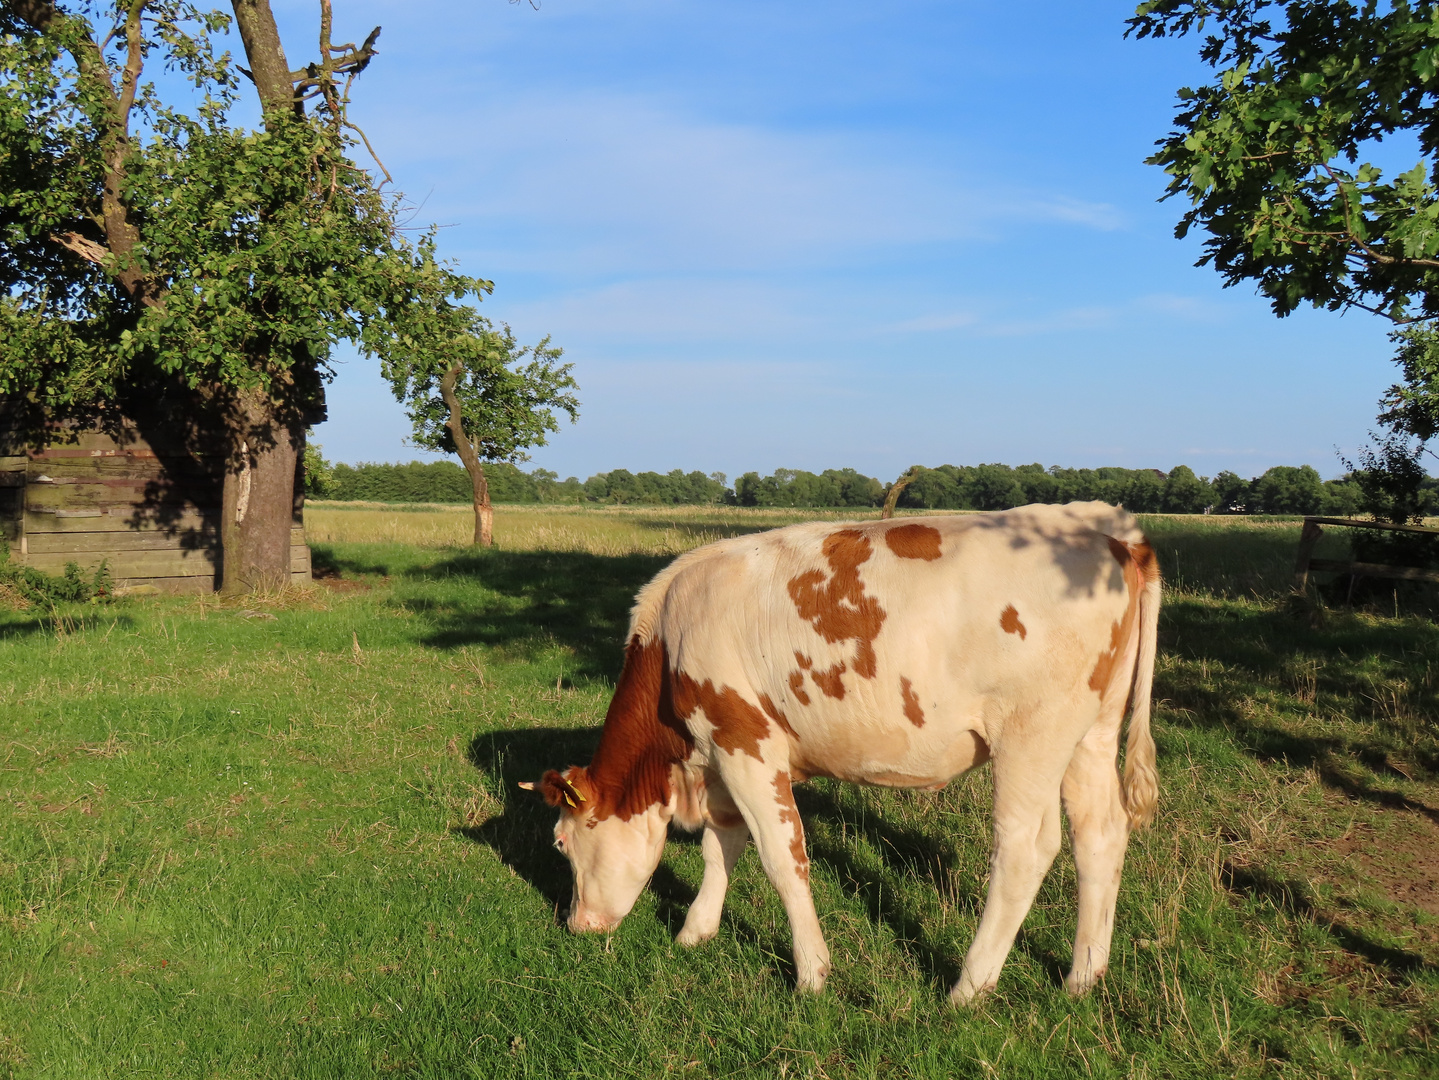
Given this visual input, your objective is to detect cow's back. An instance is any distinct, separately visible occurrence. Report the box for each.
[636,503,1149,786]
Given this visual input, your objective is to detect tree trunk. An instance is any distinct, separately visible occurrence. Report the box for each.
[231,0,298,114]
[472,465,494,547]
[439,363,493,547]
[220,388,303,593]
[219,1,305,591]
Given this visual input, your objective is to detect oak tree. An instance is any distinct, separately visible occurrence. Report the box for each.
[1130,1,1439,513]
[0,1,528,588]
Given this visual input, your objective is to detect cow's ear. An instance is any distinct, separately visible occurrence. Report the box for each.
[538,768,589,810]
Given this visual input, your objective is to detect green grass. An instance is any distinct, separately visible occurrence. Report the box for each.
[1,508,1437,1077]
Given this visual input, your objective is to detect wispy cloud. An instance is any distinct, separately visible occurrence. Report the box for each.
[379,92,1126,275]
[890,291,1233,338]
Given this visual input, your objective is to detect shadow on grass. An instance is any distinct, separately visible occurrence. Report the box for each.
[0,609,137,641]
[458,724,1020,994]
[1222,862,1434,976]
[315,543,668,680]
[1160,597,1439,798]
[458,726,604,916]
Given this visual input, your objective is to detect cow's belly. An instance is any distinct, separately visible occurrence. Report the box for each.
[787,707,991,790]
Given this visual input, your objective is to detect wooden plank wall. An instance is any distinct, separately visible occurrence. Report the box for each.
[0,420,311,592]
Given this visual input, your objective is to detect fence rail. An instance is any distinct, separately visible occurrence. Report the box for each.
[1293,516,1439,591]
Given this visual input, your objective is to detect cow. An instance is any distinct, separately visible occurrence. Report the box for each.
[520,501,1160,1003]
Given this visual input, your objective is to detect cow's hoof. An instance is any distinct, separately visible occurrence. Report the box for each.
[1063,968,1105,997]
[795,960,831,994]
[949,978,994,1007]
[676,923,717,947]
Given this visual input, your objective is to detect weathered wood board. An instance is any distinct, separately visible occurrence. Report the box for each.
[1,412,310,592]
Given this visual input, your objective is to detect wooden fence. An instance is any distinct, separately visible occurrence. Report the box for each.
[1293,516,1439,592]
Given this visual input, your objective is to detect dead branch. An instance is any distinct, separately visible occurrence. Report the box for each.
[49,231,111,264]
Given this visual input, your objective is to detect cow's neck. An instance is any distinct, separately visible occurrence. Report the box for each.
[585,636,694,821]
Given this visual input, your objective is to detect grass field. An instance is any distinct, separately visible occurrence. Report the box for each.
[2,505,1437,1077]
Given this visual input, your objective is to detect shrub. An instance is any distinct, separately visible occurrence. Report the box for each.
[0,544,114,605]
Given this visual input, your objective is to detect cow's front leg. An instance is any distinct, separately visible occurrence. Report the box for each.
[677,820,748,946]
[726,765,830,992]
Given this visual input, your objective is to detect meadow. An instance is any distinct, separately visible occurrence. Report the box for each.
[1,504,1436,1078]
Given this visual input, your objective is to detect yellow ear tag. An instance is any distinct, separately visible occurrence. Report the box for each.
[562,792,577,808]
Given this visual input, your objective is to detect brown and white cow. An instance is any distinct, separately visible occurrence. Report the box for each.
[521,501,1160,1003]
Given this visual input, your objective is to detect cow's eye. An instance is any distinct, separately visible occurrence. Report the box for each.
[553,838,565,852]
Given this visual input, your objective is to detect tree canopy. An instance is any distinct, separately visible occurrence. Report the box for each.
[0,1,529,585]
[1129,0,1439,324]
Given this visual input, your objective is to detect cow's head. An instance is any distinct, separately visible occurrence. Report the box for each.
[520,767,670,933]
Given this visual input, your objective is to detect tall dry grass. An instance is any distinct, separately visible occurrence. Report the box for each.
[303,501,897,556]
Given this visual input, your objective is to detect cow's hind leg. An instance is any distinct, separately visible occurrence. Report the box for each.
[951,744,1067,1005]
[677,820,749,946]
[721,761,830,992]
[1060,726,1130,996]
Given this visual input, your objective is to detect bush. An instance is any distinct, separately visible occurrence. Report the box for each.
[0,544,114,605]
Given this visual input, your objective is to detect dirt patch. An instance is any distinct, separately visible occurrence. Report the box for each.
[1332,811,1439,917]
[312,567,376,593]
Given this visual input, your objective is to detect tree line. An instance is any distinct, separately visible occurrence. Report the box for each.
[307,452,1424,516]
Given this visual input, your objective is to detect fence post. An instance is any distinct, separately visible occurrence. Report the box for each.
[1293,518,1324,592]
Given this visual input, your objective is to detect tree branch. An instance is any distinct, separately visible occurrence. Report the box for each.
[10,0,164,309]
[49,230,111,264]
[115,0,148,123]
[7,0,57,31]
[231,0,300,115]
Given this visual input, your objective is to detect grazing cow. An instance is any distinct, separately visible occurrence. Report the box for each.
[521,502,1160,1003]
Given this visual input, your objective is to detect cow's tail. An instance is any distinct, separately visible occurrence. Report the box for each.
[1122,540,1162,830]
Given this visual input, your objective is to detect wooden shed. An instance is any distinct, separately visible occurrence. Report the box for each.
[1,409,311,593]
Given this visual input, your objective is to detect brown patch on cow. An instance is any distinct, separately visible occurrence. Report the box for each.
[710,806,745,830]
[1106,535,1131,570]
[1089,539,1145,697]
[885,522,942,561]
[787,530,887,686]
[1130,538,1159,582]
[999,604,1028,640]
[758,694,800,740]
[575,637,695,822]
[787,669,812,706]
[899,676,925,727]
[672,669,771,761]
[773,770,809,882]
[809,660,848,700]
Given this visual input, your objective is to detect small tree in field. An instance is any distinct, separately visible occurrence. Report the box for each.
[383,294,577,546]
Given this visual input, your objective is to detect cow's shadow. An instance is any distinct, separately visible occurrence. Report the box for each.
[457,725,1055,996]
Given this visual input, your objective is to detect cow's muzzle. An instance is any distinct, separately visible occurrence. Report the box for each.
[567,907,620,934]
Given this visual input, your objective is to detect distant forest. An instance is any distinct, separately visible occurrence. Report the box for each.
[308,456,1417,516]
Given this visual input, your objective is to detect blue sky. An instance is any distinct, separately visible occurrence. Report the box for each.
[266,0,1400,482]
